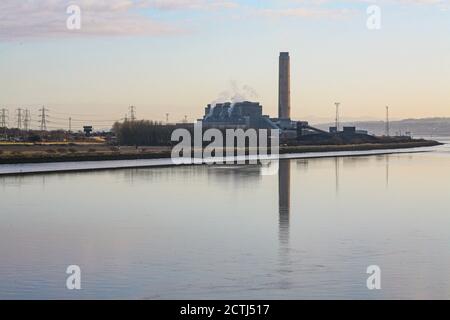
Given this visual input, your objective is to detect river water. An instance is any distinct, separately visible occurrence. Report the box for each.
[0,138,449,299]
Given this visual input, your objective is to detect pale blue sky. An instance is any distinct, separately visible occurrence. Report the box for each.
[0,0,449,128]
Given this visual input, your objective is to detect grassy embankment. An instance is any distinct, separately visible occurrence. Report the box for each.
[0,139,441,164]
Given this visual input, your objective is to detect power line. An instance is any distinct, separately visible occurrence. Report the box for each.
[47,109,122,118]
[49,116,118,122]
[0,108,8,128]
[1,108,8,138]
[24,109,31,131]
[38,107,49,131]
[16,108,23,129]
[129,106,136,122]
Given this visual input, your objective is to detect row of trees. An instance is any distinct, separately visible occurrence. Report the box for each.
[112,120,177,146]
[0,128,68,142]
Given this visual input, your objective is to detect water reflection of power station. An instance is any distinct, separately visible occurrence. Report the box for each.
[277,155,391,246]
[278,160,291,246]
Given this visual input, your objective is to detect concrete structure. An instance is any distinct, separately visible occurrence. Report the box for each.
[278,52,291,119]
[202,101,274,129]
[83,126,93,137]
[199,52,336,142]
[343,126,356,134]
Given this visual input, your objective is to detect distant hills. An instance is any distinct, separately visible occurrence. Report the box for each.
[315,118,450,137]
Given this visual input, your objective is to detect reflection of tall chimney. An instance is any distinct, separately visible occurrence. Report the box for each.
[278,52,291,119]
[278,160,291,246]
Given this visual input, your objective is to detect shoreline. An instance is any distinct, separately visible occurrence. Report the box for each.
[0,140,442,176]
[0,140,441,165]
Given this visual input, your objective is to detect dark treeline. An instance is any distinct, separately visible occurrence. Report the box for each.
[1,128,68,142]
[113,120,178,146]
[112,121,279,147]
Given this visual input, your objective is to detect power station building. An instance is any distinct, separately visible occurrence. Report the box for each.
[201,52,314,138]
[202,101,278,129]
[199,51,371,143]
[202,53,297,128]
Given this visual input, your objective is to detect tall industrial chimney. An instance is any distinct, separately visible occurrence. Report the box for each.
[278,52,291,119]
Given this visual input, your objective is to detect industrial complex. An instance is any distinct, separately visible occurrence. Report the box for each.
[200,52,370,144]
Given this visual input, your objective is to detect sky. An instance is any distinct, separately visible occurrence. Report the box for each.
[0,0,449,129]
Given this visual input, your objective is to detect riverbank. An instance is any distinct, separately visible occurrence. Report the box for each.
[0,139,441,165]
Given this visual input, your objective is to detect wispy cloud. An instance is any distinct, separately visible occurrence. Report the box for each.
[258,7,355,19]
[0,0,238,40]
[0,0,447,40]
[288,0,449,8]
[290,0,447,4]
[258,0,449,20]
[142,0,239,10]
[389,0,449,10]
[390,0,447,4]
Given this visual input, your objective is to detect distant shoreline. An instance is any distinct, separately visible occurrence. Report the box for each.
[0,140,441,165]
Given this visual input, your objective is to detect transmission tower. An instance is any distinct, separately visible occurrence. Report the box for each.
[69,117,72,133]
[0,108,8,128]
[16,108,23,129]
[38,107,49,131]
[334,102,340,132]
[385,106,390,137]
[166,113,169,125]
[24,109,31,131]
[129,106,136,122]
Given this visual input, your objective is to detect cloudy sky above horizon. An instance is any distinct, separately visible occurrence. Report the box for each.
[0,0,449,126]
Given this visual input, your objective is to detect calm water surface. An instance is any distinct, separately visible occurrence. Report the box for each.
[1,139,450,299]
